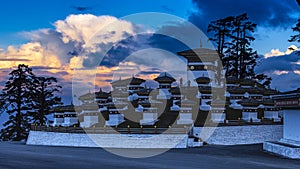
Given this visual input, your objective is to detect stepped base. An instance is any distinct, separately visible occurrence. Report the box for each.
[263,140,300,159]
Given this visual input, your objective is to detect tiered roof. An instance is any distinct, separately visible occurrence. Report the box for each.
[95,88,110,99]
[226,76,240,85]
[194,76,211,84]
[239,99,260,107]
[177,48,219,62]
[136,88,152,96]
[154,72,176,84]
[111,77,145,86]
[239,78,256,87]
[51,105,76,112]
[79,92,94,101]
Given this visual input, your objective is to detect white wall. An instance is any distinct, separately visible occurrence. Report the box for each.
[193,125,282,145]
[26,125,283,148]
[284,110,300,142]
[26,131,188,149]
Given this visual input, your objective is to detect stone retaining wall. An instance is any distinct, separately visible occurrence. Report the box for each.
[26,125,283,148]
[193,125,282,145]
[26,131,188,148]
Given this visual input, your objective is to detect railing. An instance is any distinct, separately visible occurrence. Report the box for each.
[30,125,188,134]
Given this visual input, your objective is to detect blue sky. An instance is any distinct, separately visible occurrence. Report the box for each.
[0,0,299,103]
[0,0,299,129]
[0,0,299,54]
[0,0,195,48]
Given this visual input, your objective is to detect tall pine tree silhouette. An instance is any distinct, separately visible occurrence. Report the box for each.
[207,13,272,87]
[29,76,62,125]
[0,64,36,141]
[289,0,300,55]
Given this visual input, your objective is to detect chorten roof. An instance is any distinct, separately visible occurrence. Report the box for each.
[227,87,247,94]
[154,72,176,83]
[198,86,212,94]
[177,48,219,62]
[51,104,76,112]
[226,76,240,84]
[263,89,279,96]
[239,78,256,86]
[79,92,95,101]
[110,89,127,97]
[136,88,152,96]
[111,77,145,86]
[194,76,211,84]
[262,99,275,106]
[79,103,99,111]
[95,88,110,99]
[238,99,261,107]
[245,87,264,94]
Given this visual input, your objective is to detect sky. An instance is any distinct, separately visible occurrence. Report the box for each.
[0,0,299,105]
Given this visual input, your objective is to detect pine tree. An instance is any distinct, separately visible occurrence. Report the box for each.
[227,13,258,78]
[208,16,234,55]
[0,64,36,141]
[207,16,234,82]
[289,18,300,55]
[207,13,272,87]
[29,76,62,125]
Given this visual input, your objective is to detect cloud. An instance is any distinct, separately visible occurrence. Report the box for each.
[54,14,135,44]
[256,51,300,91]
[256,52,300,73]
[54,14,145,68]
[22,29,77,66]
[0,14,212,104]
[0,14,147,103]
[264,45,298,58]
[273,70,289,75]
[189,0,300,31]
[0,58,31,61]
[267,72,300,91]
[0,42,62,69]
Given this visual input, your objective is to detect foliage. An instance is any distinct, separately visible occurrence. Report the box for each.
[0,64,35,141]
[29,76,62,125]
[207,13,271,87]
[289,18,300,55]
[0,64,62,141]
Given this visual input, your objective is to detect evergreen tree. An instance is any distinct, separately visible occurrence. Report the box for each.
[207,16,234,82]
[289,18,300,55]
[227,13,258,78]
[208,16,234,55]
[254,73,272,88]
[29,76,62,125]
[0,64,36,141]
[208,13,270,85]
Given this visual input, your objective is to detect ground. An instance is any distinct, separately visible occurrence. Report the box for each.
[0,142,299,169]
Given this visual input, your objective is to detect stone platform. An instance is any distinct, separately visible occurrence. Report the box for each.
[263,139,300,159]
